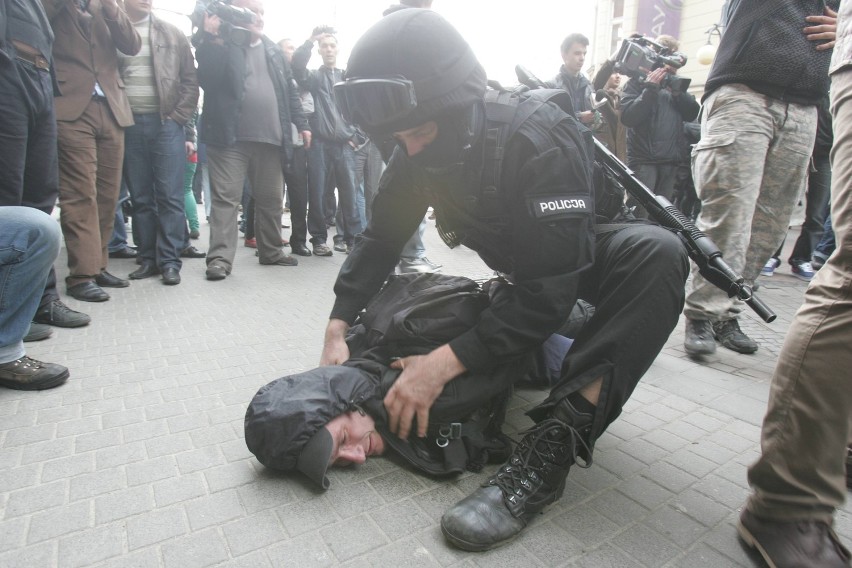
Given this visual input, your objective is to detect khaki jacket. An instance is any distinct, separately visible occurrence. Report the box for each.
[145,15,198,125]
[42,0,141,127]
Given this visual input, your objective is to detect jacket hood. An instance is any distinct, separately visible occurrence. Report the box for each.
[244,365,379,472]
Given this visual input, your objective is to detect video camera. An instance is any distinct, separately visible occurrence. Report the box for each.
[613,35,691,93]
[190,0,256,46]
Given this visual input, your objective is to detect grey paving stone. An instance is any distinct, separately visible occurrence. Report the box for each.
[204,460,256,493]
[553,506,621,547]
[588,488,650,525]
[74,428,122,453]
[152,472,208,507]
[368,500,433,542]
[673,542,748,568]
[126,455,178,486]
[36,405,80,425]
[235,476,296,515]
[18,437,73,466]
[161,528,229,568]
[27,501,94,544]
[94,547,161,568]
[126,506,187,550]
[222,510,286,557]
[568,543,643,568]
[144,432,193,459]
[4,480,66,518]
[671,489,733,527]
[518,518,585,565]
[0,464,38,492]
[176,445,226,474]
[355,536,441,568]
[644,504,711,549]
[267,532,336,567]
[276,495,339,537]
[101,408,146,429]
[610,522,681,567]
[95,440,147,469]
[185,489,245,531]
[94,485,154,524]
[0,540,56,568]
[0,518,26,553]
[641,460,699,493]
[3,423,56,447]
[617,475,675,510]
[57,523,124,568]
[69,468,127,501]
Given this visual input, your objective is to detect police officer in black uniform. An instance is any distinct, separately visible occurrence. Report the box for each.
[323,10,689,551]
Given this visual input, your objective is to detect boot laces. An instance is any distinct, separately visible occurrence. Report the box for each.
[491,419,592,503]
[12,357,45,371]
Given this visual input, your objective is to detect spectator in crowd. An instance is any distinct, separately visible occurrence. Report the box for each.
[324,10,688,551]
[620,35,699,218]
[278,37,314,257]
[0,207,70,391]
[195,0,310,280]
[44,0,141,302]
[683,1,838,357]
[106,180,136,261]
[546,33,596,127]
[292,27,362,256]
[184,112,201,241]
[0,0,92,333]
[119,0,199,286]
[813,212,836,269]
[590,62,628,163]
[738,5,849,567]
[762,94,833,281]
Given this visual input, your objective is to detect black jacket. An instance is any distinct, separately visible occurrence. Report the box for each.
[195,34,309,161]
[291,40,359,144]
[705,0,838,105]
[546,66,594,118]
[245,273,527,481]
[620,78,699,166]
[330,95,594,375]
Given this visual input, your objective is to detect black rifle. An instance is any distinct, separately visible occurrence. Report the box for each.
[515,65,776,323]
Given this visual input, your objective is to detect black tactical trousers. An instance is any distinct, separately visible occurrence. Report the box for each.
[532,223,689,443]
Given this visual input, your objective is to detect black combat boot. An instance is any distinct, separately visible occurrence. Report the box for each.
[440,398,594,551]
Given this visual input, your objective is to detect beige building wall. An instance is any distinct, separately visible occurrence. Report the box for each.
[590,0,725,96]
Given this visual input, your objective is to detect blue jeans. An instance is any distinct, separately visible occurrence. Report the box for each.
[307,139,362,245]
[400,218,427,260]
[0,207,60,364]
[123,114,186,270]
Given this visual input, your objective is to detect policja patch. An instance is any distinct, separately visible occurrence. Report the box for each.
[528,194,592,220]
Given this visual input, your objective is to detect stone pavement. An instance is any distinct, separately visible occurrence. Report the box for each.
[2,218,849,568]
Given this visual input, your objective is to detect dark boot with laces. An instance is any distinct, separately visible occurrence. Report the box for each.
[440,398,593,551]
[713,318,758,354]
[738,509,851,568]
[0,356,69,391]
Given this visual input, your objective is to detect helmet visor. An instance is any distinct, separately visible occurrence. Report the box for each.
[334,77,417,131]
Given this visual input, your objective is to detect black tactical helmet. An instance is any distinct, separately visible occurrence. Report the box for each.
[335,9,486,138]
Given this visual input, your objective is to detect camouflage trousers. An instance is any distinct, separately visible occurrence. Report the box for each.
[684,84,817,321]
[746,67,852,523]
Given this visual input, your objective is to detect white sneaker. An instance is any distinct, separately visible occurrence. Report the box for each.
[398,257,442,274]
[760,257,781,277]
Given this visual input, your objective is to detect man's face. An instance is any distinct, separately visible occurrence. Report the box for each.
[605,73,621,90]
[325,410,385,466]
[393,121,438,157]
[279,39,295,62]
[124,0,151,19]
[319,36,338,67]
[233,0,264,39]
[561,42,587,75]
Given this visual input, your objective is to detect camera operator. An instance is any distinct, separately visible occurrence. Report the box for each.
[194,0,310,280]
[619,35,699,218]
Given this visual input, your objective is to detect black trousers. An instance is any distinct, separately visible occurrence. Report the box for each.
[0,54,60,307]
[284,146,309,246]
[531,223,689,444]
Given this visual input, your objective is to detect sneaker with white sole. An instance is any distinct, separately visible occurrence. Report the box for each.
[761,257,781,277]
[791,261,815,281]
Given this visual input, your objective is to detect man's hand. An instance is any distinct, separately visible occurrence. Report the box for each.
[383,344,466,440]
[301,130,312,149]
[645,67,668,86]
[805,6,838,51]
[204,13,221,36]
[101,0,118,18]
[320,318,350,366]
[578,110,595,125]
[185,141,196,158]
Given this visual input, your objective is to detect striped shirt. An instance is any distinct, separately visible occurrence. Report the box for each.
[118,16,160,115]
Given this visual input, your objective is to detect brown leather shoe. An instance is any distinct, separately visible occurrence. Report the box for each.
[737,509,851,568]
